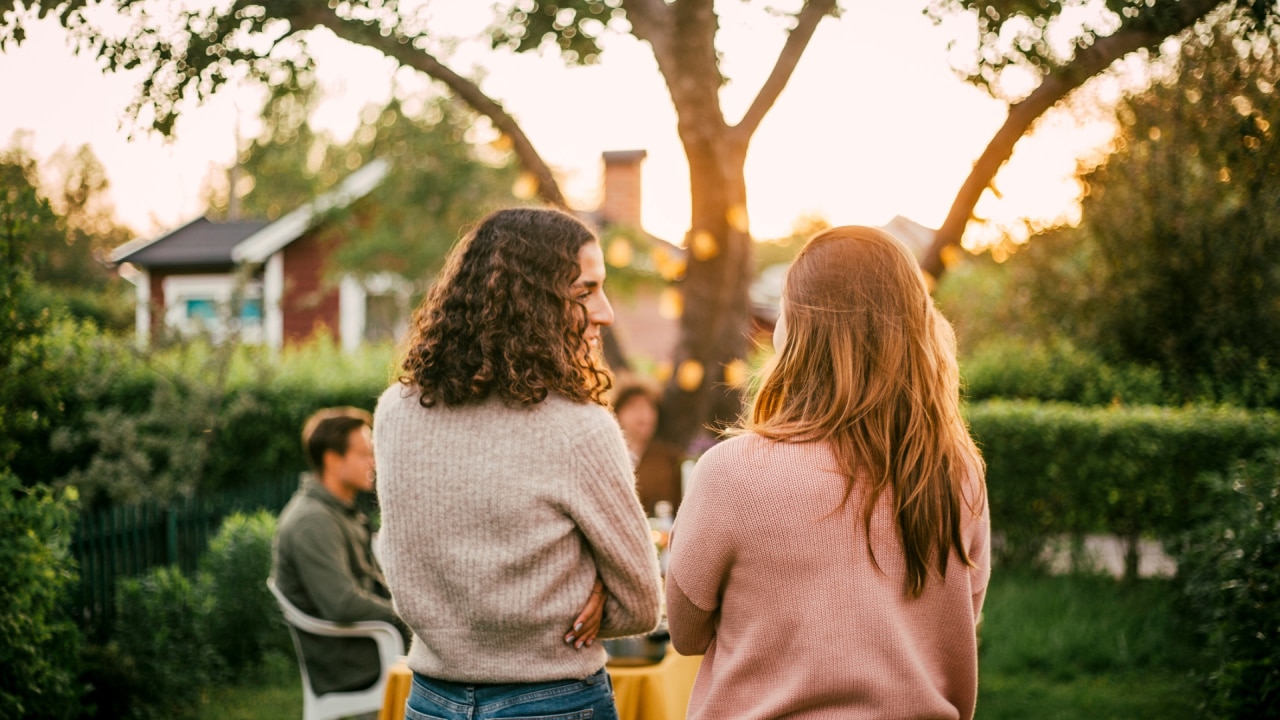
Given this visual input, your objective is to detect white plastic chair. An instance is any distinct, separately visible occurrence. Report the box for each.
[267,578,405,720]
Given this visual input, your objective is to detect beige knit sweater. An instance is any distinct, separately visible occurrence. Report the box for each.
[373,385,663,683]
[667,434,991,720]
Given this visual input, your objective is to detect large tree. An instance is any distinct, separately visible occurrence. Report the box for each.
[0,0,841,445]
[3,0,1271,444]
[0,138,132,330]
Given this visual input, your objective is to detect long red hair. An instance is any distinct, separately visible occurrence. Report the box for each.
[745,226,985,597]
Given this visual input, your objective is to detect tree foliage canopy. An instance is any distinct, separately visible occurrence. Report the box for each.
[977,11,1280,405]
[8,0,1278,438]
[928,0,1274,100]
[919,0,1278,277]
[208,67,520,286]
[0,138,133,330]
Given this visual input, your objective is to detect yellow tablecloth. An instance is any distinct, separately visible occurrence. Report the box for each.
[378,650,703,720]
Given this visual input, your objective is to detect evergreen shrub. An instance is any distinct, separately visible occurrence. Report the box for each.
[112,567,218,719]
[1173,451,1280,719]
[198,511,289,675]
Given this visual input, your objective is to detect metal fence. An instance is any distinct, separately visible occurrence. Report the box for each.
[70,473,301,636]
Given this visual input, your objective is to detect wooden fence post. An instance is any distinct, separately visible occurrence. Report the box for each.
[166,506,178,566]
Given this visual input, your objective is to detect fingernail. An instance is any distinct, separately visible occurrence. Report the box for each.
[576,640,584,649]
[585,639,593,647]
[574,622,583,631]
[565,634,575,644]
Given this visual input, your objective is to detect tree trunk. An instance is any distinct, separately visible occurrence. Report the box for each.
[1123,532,1142,583]
[656,138,753,448]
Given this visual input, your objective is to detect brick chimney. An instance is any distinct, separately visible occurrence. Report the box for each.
[600,150,647,228]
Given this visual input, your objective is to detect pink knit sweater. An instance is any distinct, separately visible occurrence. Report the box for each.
[666,434,990,720]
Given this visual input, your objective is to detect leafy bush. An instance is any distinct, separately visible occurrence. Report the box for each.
[967,401,1280,571]
[27,331,392,505]
[14,315,155,493]
[113,566,218,719]
[961,337,1167,406]
[0,471,83,720]
[203,339,393,493]
[198,511,288,675]
[1173,451,1280,719]
[94,510,294,718]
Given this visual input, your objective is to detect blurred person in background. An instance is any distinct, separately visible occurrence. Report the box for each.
[611,375,686,515]
[272,407,406,697]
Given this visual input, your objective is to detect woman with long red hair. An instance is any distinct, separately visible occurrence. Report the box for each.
[667,225,990,719]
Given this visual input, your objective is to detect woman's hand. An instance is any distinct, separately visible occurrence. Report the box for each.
[565,578,605,649]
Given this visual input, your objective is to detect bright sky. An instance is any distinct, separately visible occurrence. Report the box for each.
[0,0,1118,246]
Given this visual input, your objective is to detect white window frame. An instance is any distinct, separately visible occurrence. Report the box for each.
[161,274,265,344]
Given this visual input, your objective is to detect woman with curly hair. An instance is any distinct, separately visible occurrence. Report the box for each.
[374,208,662,719]
[666,226,990,719]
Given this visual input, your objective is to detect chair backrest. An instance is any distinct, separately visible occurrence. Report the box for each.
[268,579,327,633]
[266,577,406,720]
[268,578,321,701]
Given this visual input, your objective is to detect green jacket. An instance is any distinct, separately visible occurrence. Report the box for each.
[272,479,403,695]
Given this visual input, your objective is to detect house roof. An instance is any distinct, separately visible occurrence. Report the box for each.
[110,158,391,270]
[881,215,936,261]
[233,158,390,264]
[110,217,269,268]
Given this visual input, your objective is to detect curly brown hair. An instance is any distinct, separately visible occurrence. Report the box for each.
[398,207,613,407]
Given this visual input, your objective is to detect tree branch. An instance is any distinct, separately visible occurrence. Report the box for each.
[920,0,1224,280]
[733,0,836,140]
[620,0,672,56]
[297,7,568,209]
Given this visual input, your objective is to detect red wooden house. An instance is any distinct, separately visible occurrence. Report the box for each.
[111,159,399,350]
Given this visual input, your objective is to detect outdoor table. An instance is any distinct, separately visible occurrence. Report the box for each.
[378,649,703,720]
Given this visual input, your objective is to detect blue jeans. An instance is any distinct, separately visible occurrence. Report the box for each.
[404,667,619,720]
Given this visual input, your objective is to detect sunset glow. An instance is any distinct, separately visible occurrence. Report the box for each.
[0,0,1123,251]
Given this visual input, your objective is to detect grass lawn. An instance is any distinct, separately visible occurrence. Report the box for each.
[977,570,1199,719]
[200,572,1200,719]
[197,651,301,720]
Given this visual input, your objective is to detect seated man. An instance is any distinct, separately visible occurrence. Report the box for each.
[272,407,405,696]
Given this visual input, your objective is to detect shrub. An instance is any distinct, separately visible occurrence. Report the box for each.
[113,566,218,719]
[39,335,393,506]
[0,471,83,720]
[1174,451,1280,719]
[961,337,1167,406]
[967,401,1280,571]
[197,511,289,675]
[12,315,155,490]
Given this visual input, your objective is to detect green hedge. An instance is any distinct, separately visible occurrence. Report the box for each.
[967,400,1280,569]
[961,336,1280,409]
[962,337,1167,406]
